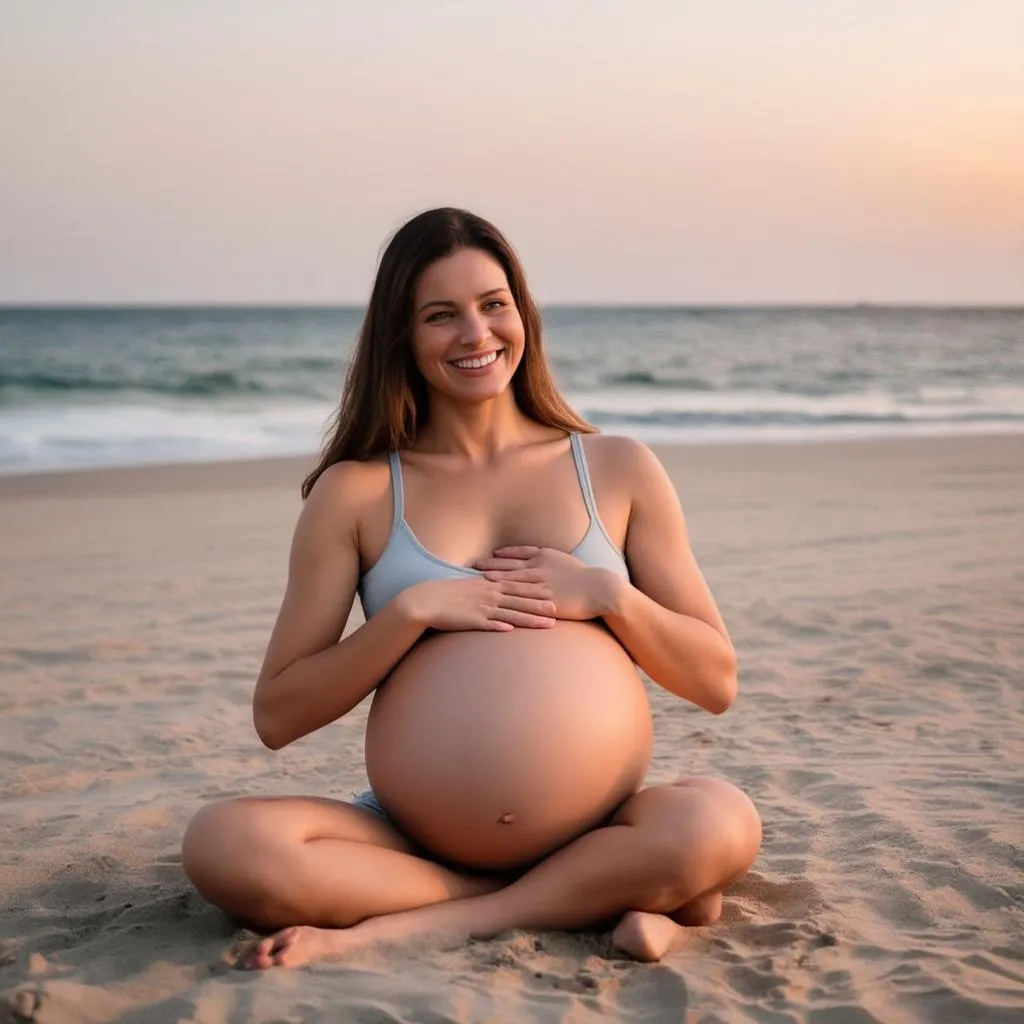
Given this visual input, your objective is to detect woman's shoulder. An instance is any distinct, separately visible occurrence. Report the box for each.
[302,455,394,524]
[312,453,390,487]
[580,433,685,533]
[579,432,663,482]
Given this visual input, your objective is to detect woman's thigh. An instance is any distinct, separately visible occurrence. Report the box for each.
[183,793,422,859]
[181,794,501,928]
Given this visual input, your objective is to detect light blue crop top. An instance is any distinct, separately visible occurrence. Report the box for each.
[358,432,629,618]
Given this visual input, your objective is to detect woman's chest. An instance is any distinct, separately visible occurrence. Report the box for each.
[363,456,630,570]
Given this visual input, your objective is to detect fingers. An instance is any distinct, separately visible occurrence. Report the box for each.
[498,593,557,618]
[493,546,542,558]
[474,556,530,571]
[493,578,552,599]
[491,608,556,629]
[483,568,544,584]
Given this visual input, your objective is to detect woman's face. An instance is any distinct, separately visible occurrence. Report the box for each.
[409,248,526,406]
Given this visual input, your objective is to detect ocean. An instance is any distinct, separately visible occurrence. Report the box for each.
[1,306,1021,475]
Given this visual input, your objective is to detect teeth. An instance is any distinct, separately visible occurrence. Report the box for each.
[452,351,500,369]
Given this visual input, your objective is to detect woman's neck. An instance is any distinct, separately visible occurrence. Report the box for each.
[412,393,545,463]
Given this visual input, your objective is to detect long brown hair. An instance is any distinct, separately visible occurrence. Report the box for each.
[302,207,593,499]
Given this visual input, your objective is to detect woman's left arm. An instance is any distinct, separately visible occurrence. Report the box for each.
[596,439,736,713]
[474,438,737,713]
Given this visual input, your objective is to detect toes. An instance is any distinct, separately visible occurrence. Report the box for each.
[243,927,299,970]
[237,925,354,969]
[245,946,276,970]
[271,930,304,967]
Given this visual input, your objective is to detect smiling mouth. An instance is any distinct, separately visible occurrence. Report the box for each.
[449,350,502,370]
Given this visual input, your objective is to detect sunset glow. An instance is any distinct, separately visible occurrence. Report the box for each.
[1,0,1021,303]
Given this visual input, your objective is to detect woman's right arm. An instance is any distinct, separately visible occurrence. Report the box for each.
[252,463,424,750]
[252,461,562,750]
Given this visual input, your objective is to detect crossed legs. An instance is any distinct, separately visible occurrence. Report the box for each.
[181,776,761,968]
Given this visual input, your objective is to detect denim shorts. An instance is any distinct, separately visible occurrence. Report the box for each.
[350,788,398,830]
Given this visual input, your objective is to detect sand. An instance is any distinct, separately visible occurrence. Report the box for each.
[1,435,1022,1023]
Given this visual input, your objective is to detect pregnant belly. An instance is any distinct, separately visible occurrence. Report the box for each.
[365,621,653,870]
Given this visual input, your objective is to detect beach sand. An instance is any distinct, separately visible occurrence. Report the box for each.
[1,436,1022,1023]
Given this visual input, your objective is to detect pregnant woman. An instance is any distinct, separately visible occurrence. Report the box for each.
[182,208,761,968]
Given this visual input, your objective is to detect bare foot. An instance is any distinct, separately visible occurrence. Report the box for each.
[670,890,723,927]
[242,925,359,969]
[610,911,684,962]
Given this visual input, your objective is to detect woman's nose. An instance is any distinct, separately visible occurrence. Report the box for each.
[459,309,490,345]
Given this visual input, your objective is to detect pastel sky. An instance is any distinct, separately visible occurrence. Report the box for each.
[1,1,1022,304]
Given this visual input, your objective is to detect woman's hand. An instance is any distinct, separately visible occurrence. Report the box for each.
[473,546,613,622]
[394,575,557,632]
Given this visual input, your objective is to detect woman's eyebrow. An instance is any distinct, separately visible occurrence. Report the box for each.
[416,288,509,315]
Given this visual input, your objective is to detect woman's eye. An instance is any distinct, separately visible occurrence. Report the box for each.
[426,302,504,323]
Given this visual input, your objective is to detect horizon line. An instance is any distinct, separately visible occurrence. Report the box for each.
[3,301,1023,312]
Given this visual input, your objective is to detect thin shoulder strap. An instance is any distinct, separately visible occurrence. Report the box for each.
[569,432,599,522]
[387,450,405,523]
